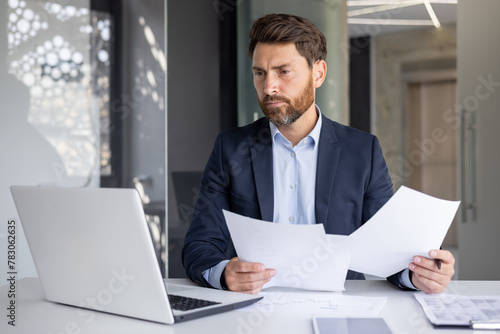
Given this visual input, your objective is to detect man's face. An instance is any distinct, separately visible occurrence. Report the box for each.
[252,43,315,126]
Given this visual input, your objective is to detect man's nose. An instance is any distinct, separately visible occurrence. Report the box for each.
[263,74,279,95]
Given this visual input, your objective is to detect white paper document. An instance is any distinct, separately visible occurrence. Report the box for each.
[349,186,460,277]
[415,293,500,327]
[223,186,460,289]
[244,290,386,317]
[223,210,351,291]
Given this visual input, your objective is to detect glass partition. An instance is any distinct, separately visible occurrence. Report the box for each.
[0,0,105,279]
[1,0,168,281]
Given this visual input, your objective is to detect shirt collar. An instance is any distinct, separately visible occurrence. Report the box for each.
[269,105,322,148]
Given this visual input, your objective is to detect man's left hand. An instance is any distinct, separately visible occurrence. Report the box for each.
[409,249,455,294]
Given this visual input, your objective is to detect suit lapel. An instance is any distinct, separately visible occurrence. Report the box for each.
[250,120,274,222]
[315,116,340,225]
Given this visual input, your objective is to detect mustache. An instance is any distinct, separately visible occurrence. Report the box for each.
[262,95,290,103]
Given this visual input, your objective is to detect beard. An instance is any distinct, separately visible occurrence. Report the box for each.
[258,77,315,126]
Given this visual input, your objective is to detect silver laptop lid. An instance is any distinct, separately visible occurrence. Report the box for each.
[10,186,175,324]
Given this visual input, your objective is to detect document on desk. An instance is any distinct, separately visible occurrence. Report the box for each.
[349,186,460,277]
[415,293,500,327]
[245,290,386,317]
[223,210,351,291]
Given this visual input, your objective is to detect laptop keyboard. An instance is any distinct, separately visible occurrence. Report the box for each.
[168,294,221,311]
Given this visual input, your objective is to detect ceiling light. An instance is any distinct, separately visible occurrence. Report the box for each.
[348,3,419,17]
[347,0,457,6]
[423,0,441,27]
[347,18,435,26]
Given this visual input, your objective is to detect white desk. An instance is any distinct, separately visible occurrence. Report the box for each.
[2,278,500,333]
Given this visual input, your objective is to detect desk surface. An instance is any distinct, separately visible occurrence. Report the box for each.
[2,278,500,333]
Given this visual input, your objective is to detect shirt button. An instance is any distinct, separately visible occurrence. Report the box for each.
[289,216,294,222]
[303,139,308,145]
[290,184,295,189]
[291,152,296,157]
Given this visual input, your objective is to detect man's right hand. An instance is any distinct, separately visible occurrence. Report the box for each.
[224,257,276,294]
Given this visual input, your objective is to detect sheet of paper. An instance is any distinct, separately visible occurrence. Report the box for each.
[349,186,460,277]
[415,293,500,326]
[243,290,386,317]
[223,210,351,291]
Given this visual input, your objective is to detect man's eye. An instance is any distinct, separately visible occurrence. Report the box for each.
[254,72,264,77]
[280,70,290,75]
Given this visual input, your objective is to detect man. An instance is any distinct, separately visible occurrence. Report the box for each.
[182,14,455,295]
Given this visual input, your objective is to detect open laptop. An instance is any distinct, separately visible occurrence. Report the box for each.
[10,185,262,324]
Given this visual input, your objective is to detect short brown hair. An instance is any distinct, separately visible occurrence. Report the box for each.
[248,14,327,68]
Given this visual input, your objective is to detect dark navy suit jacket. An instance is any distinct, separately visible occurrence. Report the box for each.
[182,115,403,288]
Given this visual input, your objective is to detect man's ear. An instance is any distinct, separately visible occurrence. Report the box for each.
[313,60,327,88]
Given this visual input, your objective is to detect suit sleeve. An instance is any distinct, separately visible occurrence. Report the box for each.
[182,134,233,287]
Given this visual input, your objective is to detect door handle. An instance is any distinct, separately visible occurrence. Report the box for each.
[460,109,476,223]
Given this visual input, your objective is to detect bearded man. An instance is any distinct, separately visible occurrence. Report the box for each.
[182,13,455,295]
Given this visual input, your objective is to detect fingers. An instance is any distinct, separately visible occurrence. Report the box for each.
[410,250,455,275]
[412,271,447,294]
[224,257,276,294]
[429,249,455,266]
[409,250,455,294]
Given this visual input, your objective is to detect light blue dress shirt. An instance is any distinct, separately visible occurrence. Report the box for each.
[269,108,321,225]
[203,106,415,290]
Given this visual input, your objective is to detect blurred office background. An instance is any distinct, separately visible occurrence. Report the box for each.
[1,0,498,284]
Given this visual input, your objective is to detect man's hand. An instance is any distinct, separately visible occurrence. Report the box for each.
[409,249,455,294]
[224,257,276,294]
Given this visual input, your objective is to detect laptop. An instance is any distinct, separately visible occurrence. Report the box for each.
[10,185,262,324]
